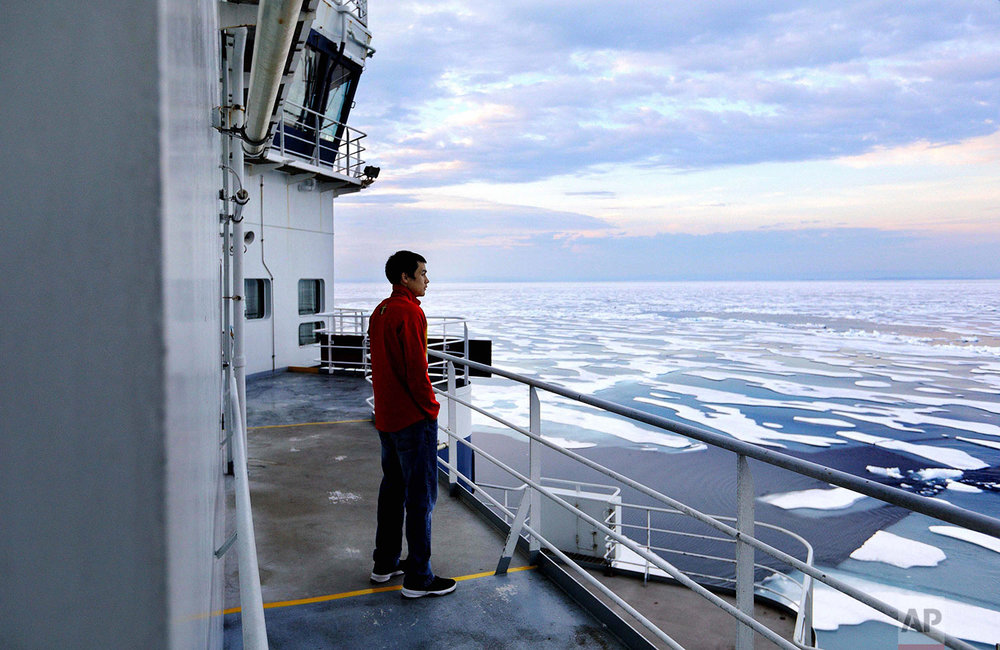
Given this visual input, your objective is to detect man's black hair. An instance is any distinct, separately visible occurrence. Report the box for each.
[384,250,427,284]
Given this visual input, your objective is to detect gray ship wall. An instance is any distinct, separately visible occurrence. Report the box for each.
[0,1,223,648]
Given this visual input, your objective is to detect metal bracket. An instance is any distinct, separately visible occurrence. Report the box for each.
[214,532,238,559]
[496,488,531,575]
[285,172,316,185]
[246,161,282,177]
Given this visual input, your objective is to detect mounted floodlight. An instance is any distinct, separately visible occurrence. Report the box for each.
[244,231,255,245]
[363,165,380,179]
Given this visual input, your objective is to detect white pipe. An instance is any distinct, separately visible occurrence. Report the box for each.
[230,373,268,650]
[232,27,250,458]
[244,0,302,157]
[230,27,268,650]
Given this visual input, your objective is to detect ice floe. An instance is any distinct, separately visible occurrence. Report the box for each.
[635,396,845,448]
[866,466,903,479]
[956,436,1000,451]
[912,468,963,481]
[793,416,855,427]
[541,435,597,450]
[811,568,1000,644]
[928,526,1000,554]
[835,431,987,470]
[760,486,867,511]
[848,531,945,568]
[945,480,981,493]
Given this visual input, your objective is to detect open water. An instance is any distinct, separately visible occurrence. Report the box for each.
[334,279,1000,649]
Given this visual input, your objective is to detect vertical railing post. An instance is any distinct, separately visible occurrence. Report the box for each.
[644,508,651,585]
[736,454,755,650]
[528,387,541,557]
[447,361,458,495]
[345,131,351,175]
[463,322,469,384]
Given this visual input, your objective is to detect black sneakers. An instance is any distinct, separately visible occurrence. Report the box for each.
[401,576,457,599]
[369,560,406,584]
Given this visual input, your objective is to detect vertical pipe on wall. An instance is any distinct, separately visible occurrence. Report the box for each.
[231,27,249,454]
[229,26,268,650]
[221,32,235,472]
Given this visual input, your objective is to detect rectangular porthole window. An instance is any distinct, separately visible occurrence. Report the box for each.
[298,279,324,315]
[299,321,323,346]
[244,279,271,319]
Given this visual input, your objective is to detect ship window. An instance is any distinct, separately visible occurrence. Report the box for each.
[279,32,362,151]
[299,321,323,346]
[298,279,324,315]
[245,279,271,320]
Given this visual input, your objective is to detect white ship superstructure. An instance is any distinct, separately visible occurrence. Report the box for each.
[3,2,998,650]
[220,0,377,374]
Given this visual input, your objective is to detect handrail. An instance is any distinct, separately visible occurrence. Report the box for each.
[434,407,799,650]
[318,309,471,384]
[229,373,268,650]
[431,350,997,650]
[430,350,1000,539]
[272,99,369,179]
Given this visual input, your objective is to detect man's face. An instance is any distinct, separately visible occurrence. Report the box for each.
[402,261,429,297]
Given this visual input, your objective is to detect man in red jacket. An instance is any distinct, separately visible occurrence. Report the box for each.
[367,250,456,598]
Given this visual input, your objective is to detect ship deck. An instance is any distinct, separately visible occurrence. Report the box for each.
[224,370,797,649]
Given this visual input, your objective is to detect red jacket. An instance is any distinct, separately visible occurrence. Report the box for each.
[368,285,441,432]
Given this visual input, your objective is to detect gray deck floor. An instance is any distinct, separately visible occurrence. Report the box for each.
[226,370,798,649]
[225,370,627,649]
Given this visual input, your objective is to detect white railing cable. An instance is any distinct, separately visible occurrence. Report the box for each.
[433,351,994,650]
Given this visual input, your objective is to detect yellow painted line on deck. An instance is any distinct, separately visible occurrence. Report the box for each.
[248,419,370,430]
[222,565,537,615]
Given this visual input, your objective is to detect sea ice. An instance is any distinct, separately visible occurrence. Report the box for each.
[848,531,945,568]
[541,435,597,450]
[542,402,697,450]
[855,380,892,388]
[760,486,867,511]
[794,416,855,427]
[835,431,988,470]
[945,480,981,493]
[636,396,844,448]
[928,526,1000,554]
[913,468,963,481]
[956,436,1000,451]
[811,568,1000,644]
[866,466,903,479]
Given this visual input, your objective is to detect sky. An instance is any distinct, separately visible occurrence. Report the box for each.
[334,0,1000,282]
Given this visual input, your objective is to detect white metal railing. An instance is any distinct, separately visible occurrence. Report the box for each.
[271,99,367,180]
[478,485,813,618]
[337,0,368,25]
[315,308,370,373]
[431,350,1000,650]
[316,308,471,408]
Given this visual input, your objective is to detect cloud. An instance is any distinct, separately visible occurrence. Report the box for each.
[511,228,998,281]
[354,1,1000,187]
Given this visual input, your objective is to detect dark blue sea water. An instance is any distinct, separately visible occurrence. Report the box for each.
[335,280,1000,648]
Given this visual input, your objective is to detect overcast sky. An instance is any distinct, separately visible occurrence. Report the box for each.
[334,1,1000,282]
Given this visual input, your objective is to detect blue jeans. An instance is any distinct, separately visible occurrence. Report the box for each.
[373,418,438,587]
